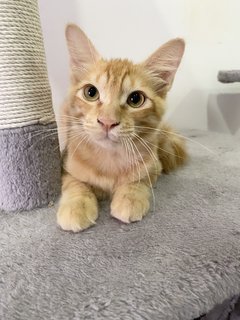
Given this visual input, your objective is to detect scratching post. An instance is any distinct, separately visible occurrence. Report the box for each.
[0,0,61,211]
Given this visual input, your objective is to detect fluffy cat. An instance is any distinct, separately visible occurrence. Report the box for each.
[57,24,187,232]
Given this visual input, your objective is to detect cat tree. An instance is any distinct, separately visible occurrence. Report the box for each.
[0,0,61,211]
[1,1,240,320]
[218,70,240,83]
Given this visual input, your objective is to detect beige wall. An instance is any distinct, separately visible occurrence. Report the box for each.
[39,0,240,135]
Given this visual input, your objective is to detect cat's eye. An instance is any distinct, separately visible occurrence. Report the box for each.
[127,91,145,108]
[83,85,99,101]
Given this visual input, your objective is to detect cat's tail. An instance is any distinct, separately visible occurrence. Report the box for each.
[158,123,188,173]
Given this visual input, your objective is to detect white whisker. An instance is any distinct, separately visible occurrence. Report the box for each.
[134,125,216,155]
[121,138,130,169]
[69,133,89,160]
[127,137,141,184]
[131,132,159,163]
[130,137,155,211]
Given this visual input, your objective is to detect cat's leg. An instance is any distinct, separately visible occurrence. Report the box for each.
[57,173,98,232]
[91,186,108,201]
[158,123,188,173]
[111,182,151,223]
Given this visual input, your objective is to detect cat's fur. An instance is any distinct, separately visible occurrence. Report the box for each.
[57,24,187,232]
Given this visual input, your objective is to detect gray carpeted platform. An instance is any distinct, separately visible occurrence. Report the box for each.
[0,130,240,320]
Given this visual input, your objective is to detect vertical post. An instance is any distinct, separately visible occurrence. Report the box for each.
[0,0,61,211]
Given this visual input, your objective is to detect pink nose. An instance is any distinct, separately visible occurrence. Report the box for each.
[97,118,120,131]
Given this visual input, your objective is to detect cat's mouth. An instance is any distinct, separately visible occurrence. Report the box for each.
[101,132,118,142]
[95,131,119,148]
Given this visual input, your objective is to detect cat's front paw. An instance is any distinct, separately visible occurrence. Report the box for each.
[111,186,150,223]
[57,199,98,232]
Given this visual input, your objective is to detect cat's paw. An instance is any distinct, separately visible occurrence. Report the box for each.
[111,192,150,223]
[57,199,98,232]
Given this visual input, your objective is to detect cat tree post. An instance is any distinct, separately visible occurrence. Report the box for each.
[0,0,61,211]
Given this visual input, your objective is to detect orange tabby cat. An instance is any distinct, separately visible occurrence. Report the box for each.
[57,24,187,232]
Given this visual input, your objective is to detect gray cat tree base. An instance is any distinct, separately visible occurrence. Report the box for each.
[0,124,60,211]
[1,131,240,320]
[0,0,61,211]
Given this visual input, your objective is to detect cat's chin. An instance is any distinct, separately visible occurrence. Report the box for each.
[95,137,119,149]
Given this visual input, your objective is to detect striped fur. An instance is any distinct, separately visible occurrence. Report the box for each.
[57,24,187,232]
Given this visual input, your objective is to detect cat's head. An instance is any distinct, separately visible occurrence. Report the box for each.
[64,24,184,149]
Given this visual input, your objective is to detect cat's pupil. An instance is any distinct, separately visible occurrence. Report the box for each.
[88,86,97,97]
[130,92,140,104]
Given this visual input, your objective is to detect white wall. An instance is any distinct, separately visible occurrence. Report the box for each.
[39,0,240,134]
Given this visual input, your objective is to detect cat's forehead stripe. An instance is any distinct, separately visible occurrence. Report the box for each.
[122,75,131,92]
[97,72,111,104]
[98,72,108,89]
[93,61,146,105]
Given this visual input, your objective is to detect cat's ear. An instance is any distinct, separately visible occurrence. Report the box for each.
[143,38,185,92]
[65,24,101,80]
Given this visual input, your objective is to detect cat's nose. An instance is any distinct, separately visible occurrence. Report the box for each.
[97,118,120,131]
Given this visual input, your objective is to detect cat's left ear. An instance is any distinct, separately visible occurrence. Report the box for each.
[143,38,185,92]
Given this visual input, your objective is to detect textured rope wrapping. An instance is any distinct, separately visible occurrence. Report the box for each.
[0,0,55,128]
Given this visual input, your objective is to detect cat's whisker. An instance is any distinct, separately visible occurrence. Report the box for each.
[57,114,81,120]
[57,120,84,127]
[160,129,217,155]
[67,131,83,140]
[67,131,87,147]
[135,135,184,160]
[22,128,60,144]
[61,124,84,131]
[131,132,159,163]
[127,137,142,184]
[128,138,141,183]
[57,121,82,127]
[124,137,140,183]
[69,133,89,160]
[123,137,133,167]
[26,125,83,151]
[131,133,160,178]
[130,138,156,212]
[26,131,62,150]
[22,126,73,145]
[58,124,83,130]
[134,126,216,155]
[121,138,129,166]
[27,127,58,135]
[27,125,71,134]
[53,138,65,153]
[57,115,83,124]
[132,133,161,180]
[121,138,132,174]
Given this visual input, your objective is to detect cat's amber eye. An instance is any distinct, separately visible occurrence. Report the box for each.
[127,91,145,108]
[83,85,99,101]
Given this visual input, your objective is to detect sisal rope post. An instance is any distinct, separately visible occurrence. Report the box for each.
[0,0,61,211]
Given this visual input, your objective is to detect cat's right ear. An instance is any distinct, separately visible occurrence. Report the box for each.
[65,24,100,81]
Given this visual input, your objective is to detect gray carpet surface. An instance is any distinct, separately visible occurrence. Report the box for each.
[0,130,240,320]
[0,123,61,212]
